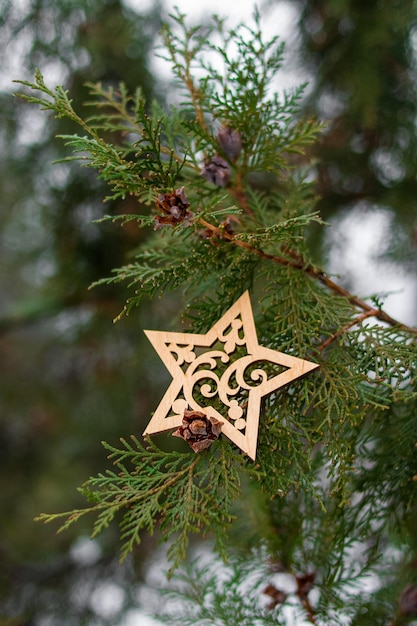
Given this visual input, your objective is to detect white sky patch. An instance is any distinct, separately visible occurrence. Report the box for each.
[126,0,270,22]
[327,205,416,325]
[125,0,304,90]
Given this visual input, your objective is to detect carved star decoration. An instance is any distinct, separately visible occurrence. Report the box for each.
[143,291,319,460]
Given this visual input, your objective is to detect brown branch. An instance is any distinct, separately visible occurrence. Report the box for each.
[181,52,207,132]
[316,309,377,353]
[230,170,255,218]
[300,596,318,625]
[197,218,417,335]
[184,74,207,130]
[295,572,318,625]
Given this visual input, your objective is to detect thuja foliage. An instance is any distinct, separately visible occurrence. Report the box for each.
[16,9,417,624]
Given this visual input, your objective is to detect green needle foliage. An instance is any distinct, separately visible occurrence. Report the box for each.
[16,8,417,624]
[36,436,242,574]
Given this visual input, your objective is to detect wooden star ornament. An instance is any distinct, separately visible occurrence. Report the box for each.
[143,291,319,460]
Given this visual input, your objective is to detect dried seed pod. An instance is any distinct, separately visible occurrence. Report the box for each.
[155,186,193,228]
[201,155,231,187]
[400,584,417,615]
[172,410,223,452]
[217,126,242,161]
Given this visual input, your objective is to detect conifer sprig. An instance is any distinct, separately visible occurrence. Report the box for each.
[15,8,417,620]
[14,38,415,334]
[35,436,244,571]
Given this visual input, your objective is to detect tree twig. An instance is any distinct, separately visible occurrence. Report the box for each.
[316,309,379,352]
[197,218,417,335]
[230,171,255,218]
[300,596,318,625]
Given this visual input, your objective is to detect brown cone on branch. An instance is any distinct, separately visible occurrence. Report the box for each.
[172,410,223,452]
[217,126,242,161]
[201,155,232,187]
[154,186,193,228]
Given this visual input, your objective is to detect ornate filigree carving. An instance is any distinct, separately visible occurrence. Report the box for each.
[143,291,319,460]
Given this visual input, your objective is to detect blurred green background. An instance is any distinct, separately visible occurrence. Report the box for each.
[1,0,416,623]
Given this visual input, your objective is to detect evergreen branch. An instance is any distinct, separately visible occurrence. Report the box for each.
[310,267,415,333]
[15,69,101,139]
[15,72,187,196]
[316,309,378,352]
[17,10,417,617]
[231,170,255,217]
[161,9,209,131]
[83,81,143,134]
[35,436,243,570]
[94,213,155,227]
[197,217,417,334]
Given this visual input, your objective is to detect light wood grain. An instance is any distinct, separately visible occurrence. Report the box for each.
[143,291,319,460]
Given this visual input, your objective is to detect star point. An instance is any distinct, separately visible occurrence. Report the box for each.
[143,291,319,460]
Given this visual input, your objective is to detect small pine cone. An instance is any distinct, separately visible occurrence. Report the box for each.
[217,126,242,161]
[155,186,193,228]
[201,155,231,187]
[400,584,417,615]
[172,410,223,453]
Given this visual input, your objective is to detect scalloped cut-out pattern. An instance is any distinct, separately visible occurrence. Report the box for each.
[143,291,319,460]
